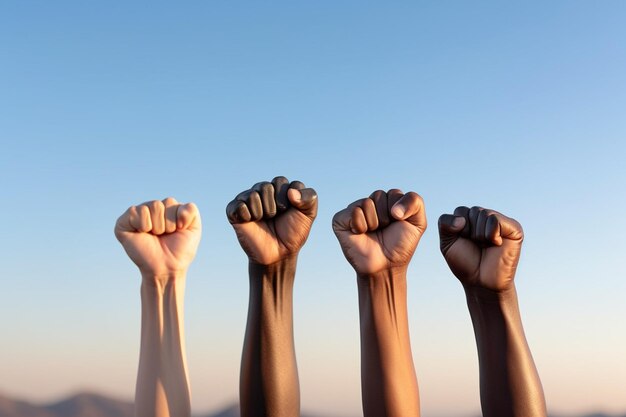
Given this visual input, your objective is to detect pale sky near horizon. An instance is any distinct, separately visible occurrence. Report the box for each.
[1,2,625,417]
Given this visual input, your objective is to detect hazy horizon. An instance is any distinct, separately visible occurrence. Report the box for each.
[2,389,626,417]
[1,2,625,417]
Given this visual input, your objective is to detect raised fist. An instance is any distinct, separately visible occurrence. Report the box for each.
[438,206,523,292]
[226,176,318,265]
[114,198,202,277]
[332,189,427,275]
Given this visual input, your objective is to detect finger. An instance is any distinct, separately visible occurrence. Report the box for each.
[453,206,471,237]
[485,214,501,245]
[272,176,290,212]
[239,190,263,221]
[332,207,352,233]
[438,214,466,237]
[348,198,367,209]
[390,191,427,230]
[147,200,165,235]
[178,202,201,230]
[128,204,152,233]
[287,187,318,219]
[226,199,251,224]
[351,206,367,234]
[126,206,142,233]
[475,208,489,244]
[369,190,390,229]
[492,211,524,242]
[468,206,482,241]
[115,207,134,237]
[252,181,276,219]
[438,213,466,254]
[163,197,179,233]
[139,205,153,232]
[289,180,305,191]
[387,189,403,215]
[360,198,379,231]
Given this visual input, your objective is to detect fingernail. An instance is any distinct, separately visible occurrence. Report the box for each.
[291,189,302,202]
[392,205,405,218]
[453,217,464,228]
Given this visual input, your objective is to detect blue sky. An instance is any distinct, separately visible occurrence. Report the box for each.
[1,2,625,416]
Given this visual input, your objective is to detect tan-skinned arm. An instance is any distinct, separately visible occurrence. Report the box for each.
[333,189,425,417]
[438,206,547,417]
[115,197,201,417]
[226,176,318,417]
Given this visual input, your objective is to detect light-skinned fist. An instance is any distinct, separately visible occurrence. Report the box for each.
[115,197,202,277]
[438,206,523,292]
[332,189,427,275]
[226,176,318,265]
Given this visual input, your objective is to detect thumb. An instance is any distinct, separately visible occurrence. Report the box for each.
[287,188,318,219]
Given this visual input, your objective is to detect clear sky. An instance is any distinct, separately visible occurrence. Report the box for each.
[1,2,625,416]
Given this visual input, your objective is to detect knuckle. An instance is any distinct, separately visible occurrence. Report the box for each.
[408,191,423,202]
[186,202,198,212]
[163,197,177,205]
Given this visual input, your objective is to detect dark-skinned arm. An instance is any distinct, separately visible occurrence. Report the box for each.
[439,206,547,417]
[240,255,299,417]
[227,176,318,417]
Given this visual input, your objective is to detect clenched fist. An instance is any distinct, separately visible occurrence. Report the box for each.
[226,176,318,265]
[115,197,202,277]
[438,206,523,292]
[332,189,427,275]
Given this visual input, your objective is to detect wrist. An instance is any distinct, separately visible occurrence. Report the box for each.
[249,253,298,277]
[357,265,408,282]
[141,270,187,288]
[463,283,517,305]
[357,266,409,302]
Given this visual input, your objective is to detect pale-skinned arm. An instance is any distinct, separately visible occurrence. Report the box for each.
[438,206,547,417]
[115,197,201,417]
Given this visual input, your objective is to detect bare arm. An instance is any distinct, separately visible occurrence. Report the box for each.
[227,176,318,417]
[240,256,299,417]
[115,198,201,417]
[357,267,419,417]
[333,189,425,417]
[439,206,546,417]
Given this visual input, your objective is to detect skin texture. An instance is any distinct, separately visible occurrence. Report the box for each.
[333,189,426,417]
[438,206,547,417]
[227,176,318,417]
[115,198,201,417]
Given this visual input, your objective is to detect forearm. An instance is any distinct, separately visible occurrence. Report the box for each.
[357,267,420,417]
[136,274,191,417]
[240,255,300,417]
[465,285,546,417]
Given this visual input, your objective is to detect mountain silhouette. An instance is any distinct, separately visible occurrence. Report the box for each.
[0,392,329,417]
[1,392,624,417]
